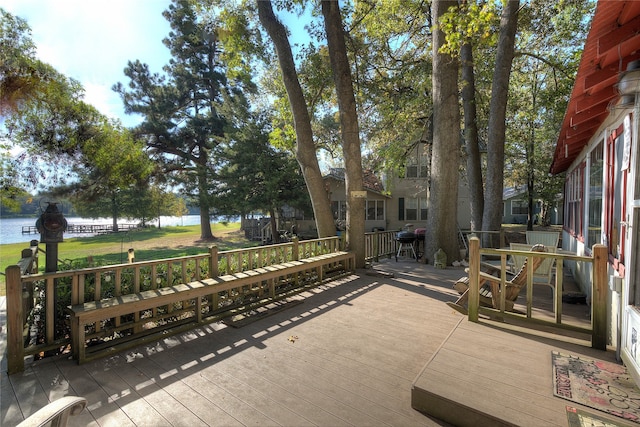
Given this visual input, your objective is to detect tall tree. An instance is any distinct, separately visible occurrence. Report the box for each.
[482,0,520,247]
[349,1,433,173]
[461,40,484,231]
[256,0,336,238]
[504,0,593,228]
[115,0,251,240]
[320,0,366,267]
[426,0,461,264]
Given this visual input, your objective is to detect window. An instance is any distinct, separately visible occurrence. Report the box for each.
[331,199,386,222]
[419,198,428,220]
[511,200,528,215]
[398,197,427,221]
[331,201,346,221]
[565,165,584,238]
[366,200,385,220]
[587,142,603,247]
[405,145,429,178]
[405,198,418,220]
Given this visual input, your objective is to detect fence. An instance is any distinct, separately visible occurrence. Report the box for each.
[5,236,346,373]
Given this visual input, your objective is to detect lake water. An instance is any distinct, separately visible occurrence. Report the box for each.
[0,215,204,245]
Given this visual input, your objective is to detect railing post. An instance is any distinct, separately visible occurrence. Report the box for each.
[6,265,24,374]
[209,245,219,277]
[591,244,608,350]
[468,237,480,322]
[292,237,299,261]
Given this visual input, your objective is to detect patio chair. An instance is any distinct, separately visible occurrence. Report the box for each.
[447,244,547,315]
[526,230,559,248]
[510,243,557,296]
[17,396,87,427]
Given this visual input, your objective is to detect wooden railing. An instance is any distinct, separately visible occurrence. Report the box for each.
[465,237,607,350]
[5,236,345,374]
[364,230,398,262]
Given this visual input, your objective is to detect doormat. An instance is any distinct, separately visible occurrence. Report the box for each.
[566,406,628,427]
[552,351,640,424]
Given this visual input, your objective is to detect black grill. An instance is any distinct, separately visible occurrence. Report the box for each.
[396,231,416,243]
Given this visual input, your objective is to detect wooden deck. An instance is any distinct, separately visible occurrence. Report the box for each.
[0,259,629,426]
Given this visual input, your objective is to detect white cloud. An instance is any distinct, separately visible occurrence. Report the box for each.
[4,0,171,125]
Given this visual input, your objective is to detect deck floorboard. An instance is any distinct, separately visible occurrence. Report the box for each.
[3,259,629,426]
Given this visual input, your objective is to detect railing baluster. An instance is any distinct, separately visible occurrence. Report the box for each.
[46,276,55,344]
[555,257,564,324]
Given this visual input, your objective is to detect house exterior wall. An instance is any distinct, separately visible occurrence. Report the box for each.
[325,178,388,232]
[561,105,638,381]
[383,176,471,231]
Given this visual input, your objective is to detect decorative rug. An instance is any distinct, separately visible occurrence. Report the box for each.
[552,351,640,424]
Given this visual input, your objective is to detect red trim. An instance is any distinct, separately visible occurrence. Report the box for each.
[552,2,640,175]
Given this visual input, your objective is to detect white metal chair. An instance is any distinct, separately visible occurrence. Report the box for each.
[510,243,557,295]
[525,231,559,248]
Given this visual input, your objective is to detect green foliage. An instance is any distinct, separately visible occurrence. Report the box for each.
[439,2,498,55]
[503,0,595,223]
[346,0,436,173]
[0,8,43,114]
[114,0,263,238]
[215,106,312,217]
[0,149,28,212]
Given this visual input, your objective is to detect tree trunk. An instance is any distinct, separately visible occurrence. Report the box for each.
[269,207,279,243]
[197,164,213,240]
[461,41,483,232]
[527,121,535,231]
[426,0,461,265]
[481,0,519,247]
[111,192,119,232]
[257,0,336,238]
[321,0,366,268]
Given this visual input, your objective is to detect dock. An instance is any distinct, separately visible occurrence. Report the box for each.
[21,223,140,235]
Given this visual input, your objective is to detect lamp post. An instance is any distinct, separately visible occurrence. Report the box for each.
[35,202,67,273]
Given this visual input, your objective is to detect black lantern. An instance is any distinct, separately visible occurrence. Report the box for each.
[36,202,68,243]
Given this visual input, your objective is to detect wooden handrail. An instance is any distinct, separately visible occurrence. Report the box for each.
[466,236,608,350]
[5,236,345,373]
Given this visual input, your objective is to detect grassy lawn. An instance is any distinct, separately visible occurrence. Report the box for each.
[0,222,253,296]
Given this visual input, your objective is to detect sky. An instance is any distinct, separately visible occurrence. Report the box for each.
[3,0,174,127]
[4,1,312,129]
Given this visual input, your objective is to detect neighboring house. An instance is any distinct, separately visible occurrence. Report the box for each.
[502,186,532,225]
[502,187,563,225]
[324,168,390,232]
[300,145,472,237]
[264,144,475,239]
[550,1,640,383]
[384,142,471,231]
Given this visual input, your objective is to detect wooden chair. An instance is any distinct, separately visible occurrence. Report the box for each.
[447,244,547,315]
